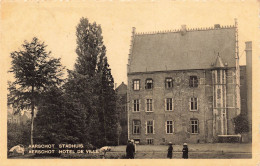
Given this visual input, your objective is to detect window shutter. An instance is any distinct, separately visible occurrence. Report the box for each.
[131,100,134,112]
[187,120,191,133]
[132,81,134,89]
[153,120,155,134]
[197,98,199,111]
[164,98,167,111]
[172,99,174,111]
[152,99,154,112]
[145,121,147,134]
[132,120,134,134]
[145,99,147,112]
[165,79,167,88]
[197,120,200,134]
[165,121,167,134]
[189,77,192,87]
[189,98,191,111]
[173,121,175,133]
[139,120,141,134]
[139,99,141,112]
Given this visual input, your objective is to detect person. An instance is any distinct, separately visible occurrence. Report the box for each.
[182,143,188,159]
[126,140,135,159]
[167,142,173,159]
[131,139,136,157]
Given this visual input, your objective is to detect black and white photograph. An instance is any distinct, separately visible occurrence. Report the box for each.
[0,0,259,165]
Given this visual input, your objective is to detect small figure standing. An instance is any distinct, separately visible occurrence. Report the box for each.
[182,143,188,159]
[126,140,135,159]
[167,142,173,159]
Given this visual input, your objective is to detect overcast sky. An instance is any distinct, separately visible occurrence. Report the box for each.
[1,1,258,86]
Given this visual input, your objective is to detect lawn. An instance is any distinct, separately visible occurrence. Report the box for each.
[9,143,251,159]
[111,143,251,153]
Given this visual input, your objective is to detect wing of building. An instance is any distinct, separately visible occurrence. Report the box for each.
[127,23,250,144]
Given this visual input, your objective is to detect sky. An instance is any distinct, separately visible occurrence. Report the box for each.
[0,1,260,165]
[1,1,259,86]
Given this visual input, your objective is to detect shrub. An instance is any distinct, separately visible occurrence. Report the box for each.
[233,113,249,134]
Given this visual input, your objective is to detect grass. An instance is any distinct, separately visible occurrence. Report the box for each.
[8,143,252,159]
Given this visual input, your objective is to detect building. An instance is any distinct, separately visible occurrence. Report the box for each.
[115,82,128,144]
[239,41,252,142]
[127,22,251,144]
[7,105,36,125]
[7,106,21,124]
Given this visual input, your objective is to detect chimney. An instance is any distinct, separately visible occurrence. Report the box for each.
[132,27,136,35]
[245,41,252,142]
[214,24,221,29]
[181,24,187,35]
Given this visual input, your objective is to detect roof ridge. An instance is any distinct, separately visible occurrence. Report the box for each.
[135,24,236,36]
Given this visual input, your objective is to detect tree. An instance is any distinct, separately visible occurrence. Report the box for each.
[8,37,64,145]
[34,85,87,145]
[65,18,106,147]
[97,52,118,145]
[65,17,118,147]
[7,121,31,151]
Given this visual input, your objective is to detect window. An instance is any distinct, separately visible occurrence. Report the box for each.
[145,79,153,89]
[166,120,174,134]
[165,78,173,88]
[190,119,199,134]
[190,97,198,111]
[166,98,173,111]
[146,120,154,134]
[147,139,154,145]
[146,99,153,112]
[189,76,198,87]
[133,120,140,134]
[133,80,140,91]
[217,71,221,84]
[133,99,140,112]
[217,89,221,99]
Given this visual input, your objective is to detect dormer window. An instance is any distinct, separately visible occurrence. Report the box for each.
[165,78,173,88]
[145,79,153,89]
[189,76,198,87]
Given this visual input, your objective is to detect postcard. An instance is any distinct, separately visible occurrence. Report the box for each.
[0,0,259,165]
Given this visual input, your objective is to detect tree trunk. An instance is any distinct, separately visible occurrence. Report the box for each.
[30,85,35,145]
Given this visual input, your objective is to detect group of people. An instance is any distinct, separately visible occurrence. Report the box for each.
[125,139,189,159]
[167,142,189,159]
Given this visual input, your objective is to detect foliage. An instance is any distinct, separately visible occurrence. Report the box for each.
[64,17,118,147]
[7,122,31,151]
[233,113,249,134]
[8,37,64,145]
[8,19,118,148]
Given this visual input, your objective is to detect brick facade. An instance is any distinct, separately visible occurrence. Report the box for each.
[127,24,245,145]
[128,68,238,144]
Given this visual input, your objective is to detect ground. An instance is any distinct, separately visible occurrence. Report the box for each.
[9,143,251,159]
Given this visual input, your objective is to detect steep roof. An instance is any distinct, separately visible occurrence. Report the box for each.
[128,25,236,73]
[213,53,225,68]
[116,82,127,95]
